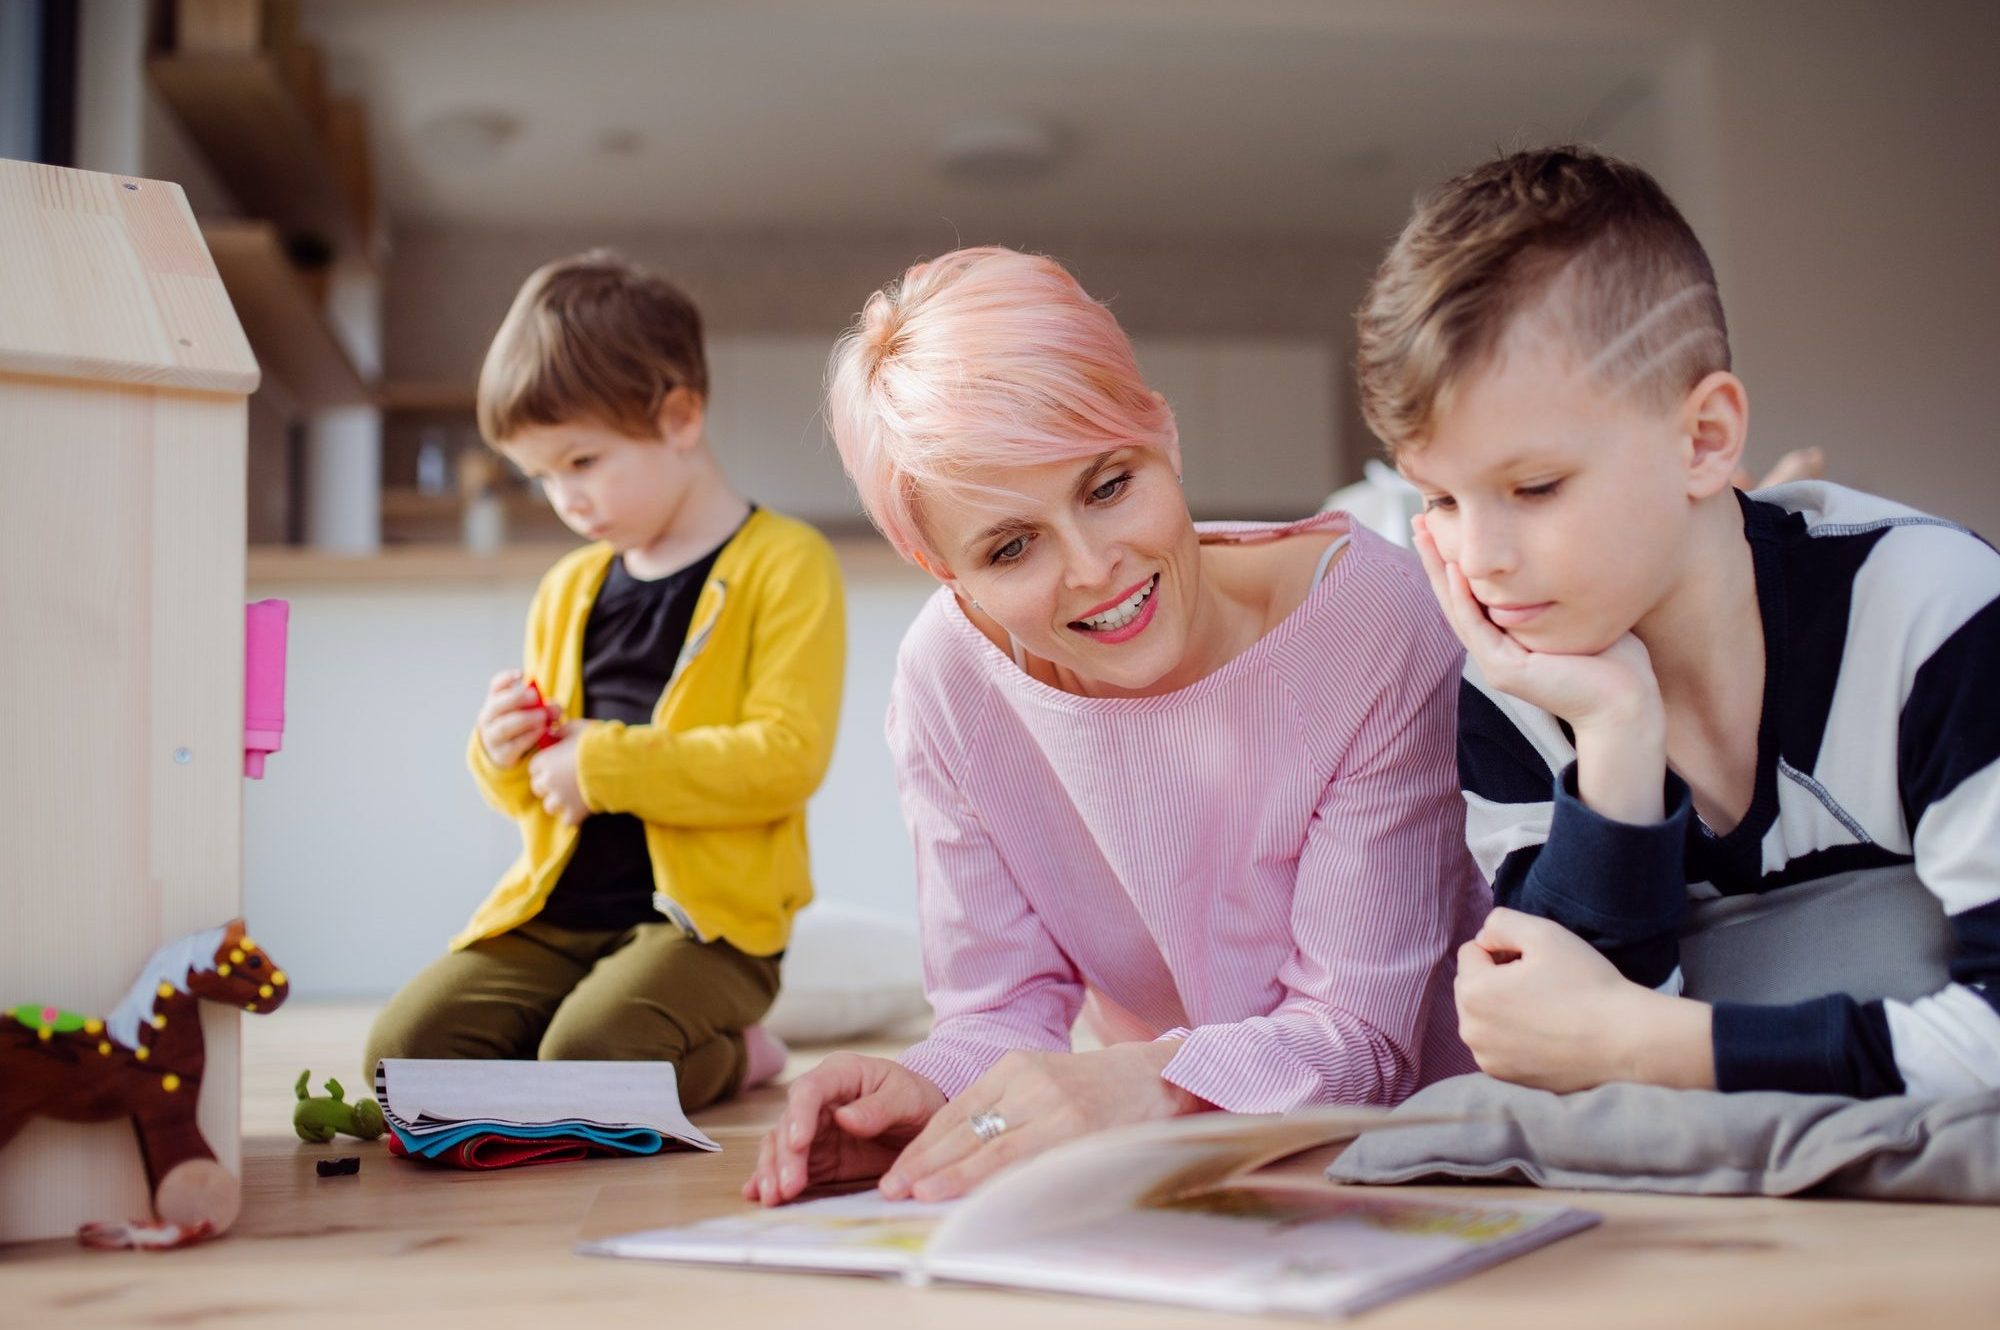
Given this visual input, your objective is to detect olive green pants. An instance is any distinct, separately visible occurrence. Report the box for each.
[363,918,781,1113]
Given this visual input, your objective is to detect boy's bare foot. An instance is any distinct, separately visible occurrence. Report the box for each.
[1732,445,1826,492]
[741,1024,790,1090]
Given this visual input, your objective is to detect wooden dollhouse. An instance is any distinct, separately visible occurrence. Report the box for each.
[0,157,259,1243]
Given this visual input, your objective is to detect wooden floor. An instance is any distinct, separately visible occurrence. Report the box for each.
[4,1001,2000,1330]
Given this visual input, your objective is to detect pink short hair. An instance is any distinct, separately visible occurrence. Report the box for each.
[826,246,1178,569]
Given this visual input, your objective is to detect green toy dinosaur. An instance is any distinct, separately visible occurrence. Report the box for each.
[293,1069,386,1143]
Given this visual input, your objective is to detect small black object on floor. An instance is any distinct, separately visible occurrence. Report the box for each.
[316,1156,361,1177]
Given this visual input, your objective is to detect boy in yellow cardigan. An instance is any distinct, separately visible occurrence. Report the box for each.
[364,252,846,1110]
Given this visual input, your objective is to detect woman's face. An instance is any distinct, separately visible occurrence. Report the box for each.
[924,446,1203,695]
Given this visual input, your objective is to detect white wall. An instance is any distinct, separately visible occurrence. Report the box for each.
[1698,1,2000,532]
[244,553,935,998]
[699,333,1338,523]
[387,223,1383,484]
[1575,3,2000,530]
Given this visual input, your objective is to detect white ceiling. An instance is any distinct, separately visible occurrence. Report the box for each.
[303,0,1681,237]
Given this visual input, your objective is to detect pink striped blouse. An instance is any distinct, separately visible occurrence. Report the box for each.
[891,513,1489,1112]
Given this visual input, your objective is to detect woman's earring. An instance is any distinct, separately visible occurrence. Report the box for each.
[971,599,982,610]
[1176,473,1184,486]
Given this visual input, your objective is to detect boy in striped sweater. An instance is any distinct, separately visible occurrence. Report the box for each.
[1357,145,2000,1099]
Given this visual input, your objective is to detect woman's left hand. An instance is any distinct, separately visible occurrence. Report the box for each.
[880,1042,1208,1202]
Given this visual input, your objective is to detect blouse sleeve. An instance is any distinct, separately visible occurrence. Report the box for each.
[887,673,1085,1098]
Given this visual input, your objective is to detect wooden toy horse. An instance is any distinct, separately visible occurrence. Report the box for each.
[1,919,287,1235]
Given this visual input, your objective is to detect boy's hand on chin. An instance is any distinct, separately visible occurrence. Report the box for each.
[1412,515,1661,726]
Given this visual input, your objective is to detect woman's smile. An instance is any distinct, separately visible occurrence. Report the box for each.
[1069,574,1160,643]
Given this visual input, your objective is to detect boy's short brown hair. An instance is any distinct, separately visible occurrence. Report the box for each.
[1356,145,1729,455]
[477,249,709,445]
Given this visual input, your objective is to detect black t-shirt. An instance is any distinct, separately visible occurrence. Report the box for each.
[537,517,747,931]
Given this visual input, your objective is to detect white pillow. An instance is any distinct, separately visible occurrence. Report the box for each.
[764,903,930,1044]
[1322,460,1421,548]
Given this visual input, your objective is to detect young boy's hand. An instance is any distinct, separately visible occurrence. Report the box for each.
[476,670,562,769]
[527,723,592,825]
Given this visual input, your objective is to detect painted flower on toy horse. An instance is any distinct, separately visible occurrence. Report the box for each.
[1,920,287,1238]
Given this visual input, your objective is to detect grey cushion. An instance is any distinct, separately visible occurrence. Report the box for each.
[1327,1075,2000,1203]
[1679,863,1952,1006]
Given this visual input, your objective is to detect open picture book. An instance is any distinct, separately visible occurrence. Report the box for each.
[579,1108,1597,1317]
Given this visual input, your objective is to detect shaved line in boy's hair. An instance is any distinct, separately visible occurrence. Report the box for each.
[1584,284,1712,379]
[1605,326,1730,398]
[1584,283,1730,401]
[1355,146,1733,454]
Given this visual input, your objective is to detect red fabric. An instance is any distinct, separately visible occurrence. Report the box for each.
[385,1131,627,1170]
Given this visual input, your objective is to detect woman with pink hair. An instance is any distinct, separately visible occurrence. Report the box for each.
[744,247,1486,1206]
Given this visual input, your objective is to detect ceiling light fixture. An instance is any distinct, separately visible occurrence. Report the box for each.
[935,116,1068,185]
[417,109,521,163]
[597,128,644,157]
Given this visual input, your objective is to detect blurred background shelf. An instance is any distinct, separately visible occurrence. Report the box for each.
[149,49,375,263]
[379,486,547,522]
[246,529,906,586]
[246,542,579,584]
[204,220,371,407]
[379,380,477,412]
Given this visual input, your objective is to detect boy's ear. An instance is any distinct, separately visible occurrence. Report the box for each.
[655,385,706,448]
[1680,370,1749,500]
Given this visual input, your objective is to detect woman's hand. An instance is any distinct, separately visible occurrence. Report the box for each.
[1455,908,1714,1092]
[527,723,591,825]
[879,1042,1207,1203]
[742,1053,947,1207]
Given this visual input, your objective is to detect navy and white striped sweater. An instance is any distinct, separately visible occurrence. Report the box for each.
[1458,482,2000,1098]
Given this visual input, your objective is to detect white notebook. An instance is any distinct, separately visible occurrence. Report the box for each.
[374,1058,718,1151]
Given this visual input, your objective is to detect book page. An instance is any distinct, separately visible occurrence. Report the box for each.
[930,1178,1597,1317]
[928,1105,1399,1260]
[578,1191,955,1276]
[579,1109,1594,1315]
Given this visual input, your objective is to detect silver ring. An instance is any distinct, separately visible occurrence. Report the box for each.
[968,1109,1008,1143]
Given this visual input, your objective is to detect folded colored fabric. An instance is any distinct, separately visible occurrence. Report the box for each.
[388,1117,669,1160]
[386,1127,646,1170]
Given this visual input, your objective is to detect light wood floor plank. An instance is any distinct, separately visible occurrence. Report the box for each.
[3,1001,1996,1329]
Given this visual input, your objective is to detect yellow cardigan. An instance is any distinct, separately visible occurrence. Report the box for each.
[454,508,846,956]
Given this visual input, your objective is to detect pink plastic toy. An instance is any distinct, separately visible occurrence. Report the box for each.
[244,599,290,778]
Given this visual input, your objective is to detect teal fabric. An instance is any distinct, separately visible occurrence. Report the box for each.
[389,1121,663,1158]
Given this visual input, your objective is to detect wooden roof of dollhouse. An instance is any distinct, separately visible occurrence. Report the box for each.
[0,158,259,395]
